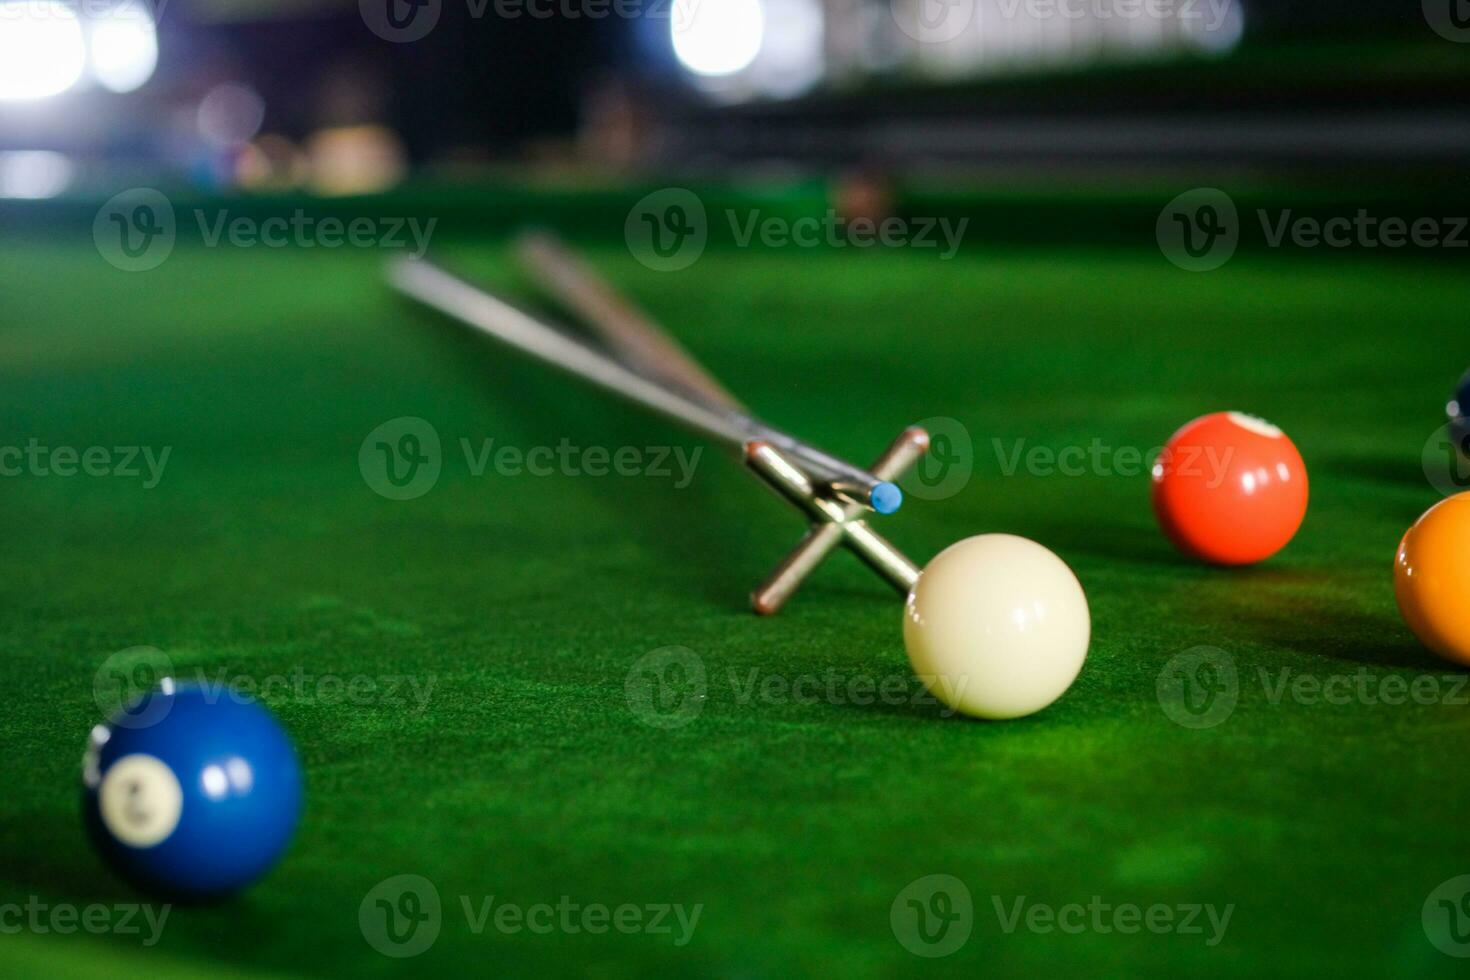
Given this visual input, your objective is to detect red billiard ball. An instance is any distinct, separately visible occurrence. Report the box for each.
[1151,412,1309,565]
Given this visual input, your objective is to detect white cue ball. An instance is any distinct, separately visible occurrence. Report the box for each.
[903,534,1090,720]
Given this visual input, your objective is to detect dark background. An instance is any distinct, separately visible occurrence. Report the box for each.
[3,0,1468,188]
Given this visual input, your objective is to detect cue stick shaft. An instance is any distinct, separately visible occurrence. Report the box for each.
[390,257,747,444]
[387,257,894,504]
[515,231,746,413]
[514,233,900,513]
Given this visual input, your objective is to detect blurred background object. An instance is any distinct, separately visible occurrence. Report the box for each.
[0,0,1466,198]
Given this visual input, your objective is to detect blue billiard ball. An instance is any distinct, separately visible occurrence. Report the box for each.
[1451,368,1470,458]
[82,681,302,899]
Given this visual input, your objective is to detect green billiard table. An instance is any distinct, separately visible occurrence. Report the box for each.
[1,179,1468,977]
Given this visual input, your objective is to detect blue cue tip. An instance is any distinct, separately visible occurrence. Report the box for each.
[871,482,903,515]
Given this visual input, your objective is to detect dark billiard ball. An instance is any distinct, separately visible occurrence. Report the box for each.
[82,681,302,899]
[1449,368,1470,458]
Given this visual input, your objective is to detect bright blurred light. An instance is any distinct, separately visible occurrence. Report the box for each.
[747,0,823,97]
[306,125,406,196]
[88,0,158,93]
[899,0,1246,81]
[671,0,764,77]
[0,1,87,101]
[0,150,74,198]
[197,83,266,148]
[1183,0,1245,54]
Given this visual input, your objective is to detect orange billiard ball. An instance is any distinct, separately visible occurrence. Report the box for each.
[1394,492,1470,666]
[1152,412,1309,565]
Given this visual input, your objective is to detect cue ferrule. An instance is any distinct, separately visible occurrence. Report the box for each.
[751,426,930,614]
[744,442,848,525]
[744,439,922,609]
[734,413,897,514]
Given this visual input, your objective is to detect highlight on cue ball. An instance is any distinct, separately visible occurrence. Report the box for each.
[902,534,1090,720]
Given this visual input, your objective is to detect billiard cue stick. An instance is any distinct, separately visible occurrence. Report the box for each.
[512,233,930,609]
[514,232,890,510]
[386,256,902,513]
[514,231,745,413]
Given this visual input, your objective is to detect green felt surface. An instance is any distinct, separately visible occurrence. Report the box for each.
[1,196,1468,977]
